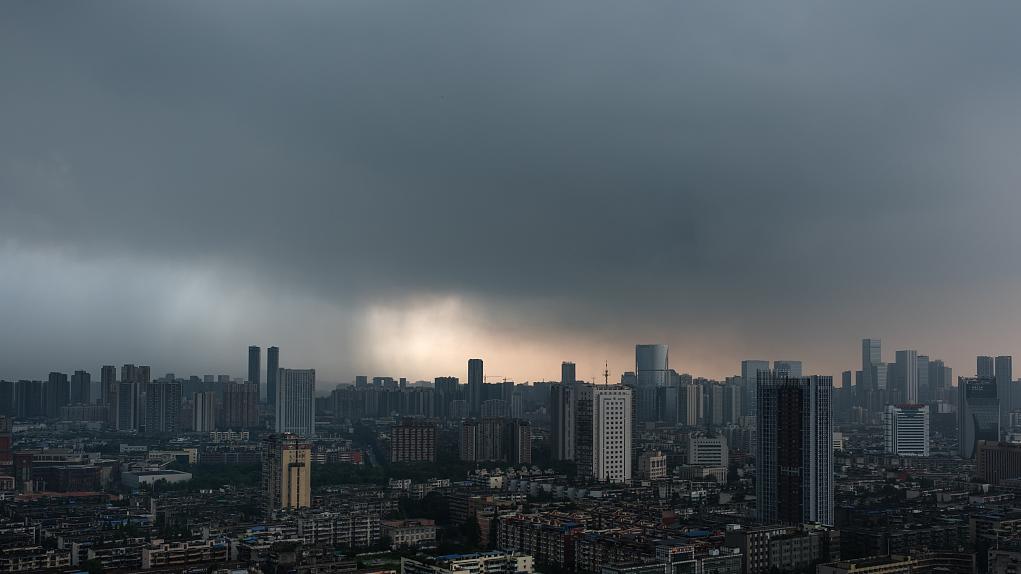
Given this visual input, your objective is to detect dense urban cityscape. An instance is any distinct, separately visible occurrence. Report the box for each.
[7,2,1021,573]
[1,341,1019,573]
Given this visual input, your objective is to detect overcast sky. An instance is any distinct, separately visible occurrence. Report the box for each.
[3,1,1021,385]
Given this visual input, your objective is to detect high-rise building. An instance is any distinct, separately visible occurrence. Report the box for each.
[0,381,13,417]
[222,381,259,429]
[248,346,261,395]
[561,362,576,385]
[550,382,576,461]
[997,356,1013,426]
[70,371,91,405]
[276,368,315,437]
[100,365,117,405]
[928,360,952,402]
[391,419,436,463]
[893,350,919,404]
[978,356,995,378]
[959,377,999,459]
[15,380,44,419]
[267,346,280,405]
[459,417,531,464]
[741,360,769,417]
[575,384,632,483]
[468,359,484,417]
[773,360,803,378]
[977,441,1021,485]
[117,381,139,431]
[679,382,700,426]
[193,391,217,432]
[44,372,70,418]
[756,370,833,525]
[262,433,312,517]
[636,344,668,423]
[145,381,181,435]
[884,404,929,456]
[861,339,882,392]
[916,355,930,403]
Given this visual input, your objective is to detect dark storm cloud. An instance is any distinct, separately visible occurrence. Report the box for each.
[3,1,1021,381]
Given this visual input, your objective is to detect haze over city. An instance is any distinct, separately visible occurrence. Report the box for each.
[5,2,1021,383]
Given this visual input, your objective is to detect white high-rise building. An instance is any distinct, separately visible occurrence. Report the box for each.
[276,368,316,437]
[577,384,633,483]
[688,433,729,468]
[884,404,929,456]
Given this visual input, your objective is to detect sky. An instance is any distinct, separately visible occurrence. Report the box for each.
[3,1,1021,385]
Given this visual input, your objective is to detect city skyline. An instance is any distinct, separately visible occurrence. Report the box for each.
[4,3,1021,383]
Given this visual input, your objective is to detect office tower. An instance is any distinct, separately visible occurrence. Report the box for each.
[248,345,261,390]
[929,360,951,401]
[390,419,437,463]
[959,377,999,459]
[276,368,315,437]
[978,356,995,378]
[575,384,632,483]
[773,360,803,378]
[688,433,729,467]
[222,381,259,429]
[0,381,13,417]
[193,391,217,432]
[756,370,833,525]
[997,356,1013,425]
[861,339,882,392]
[145,380,181,434]
[884,404,930,456]
[468,358,484,417]
[550,383,576,460]
[69,371,91,405]
[267,346,280,405]
[916,355,930,403]
[44,372,70,418]
[741,360,770,417]
[100,365,117,404]
[117,381,139,431]
[561,362,576,385]
[262,433,312,517]
[636,344,668,423]
[893,350,919,404]
[15,380,44,419]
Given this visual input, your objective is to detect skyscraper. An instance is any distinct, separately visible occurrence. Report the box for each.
[894,350,919,404]
[884,404,929,456]
[576,384,633,483]
[996,356,1013,426]
[636,344,668,423]
[978,356,995,378]
[222,381,259,429]
[145,381,181,435]
[861,338,882,391]
[772,360,803,378]
[267,346,280,406]
[100,365,117,405]
[262,433,312,517]
[248,345,261,392]
[70,371,91,405]
[276,368,315,437]
[468,358,484,417]
[929,359,952,402]
[550,382,576,461]
[756,370,833,525]
[959,377,999,459]
[561,362,576,385]
[193,391,217,432]
[916,355,930,404]
[44,372,70,418]
[741,360,770,417]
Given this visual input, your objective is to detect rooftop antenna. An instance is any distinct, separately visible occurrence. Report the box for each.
[603,361,610,385]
